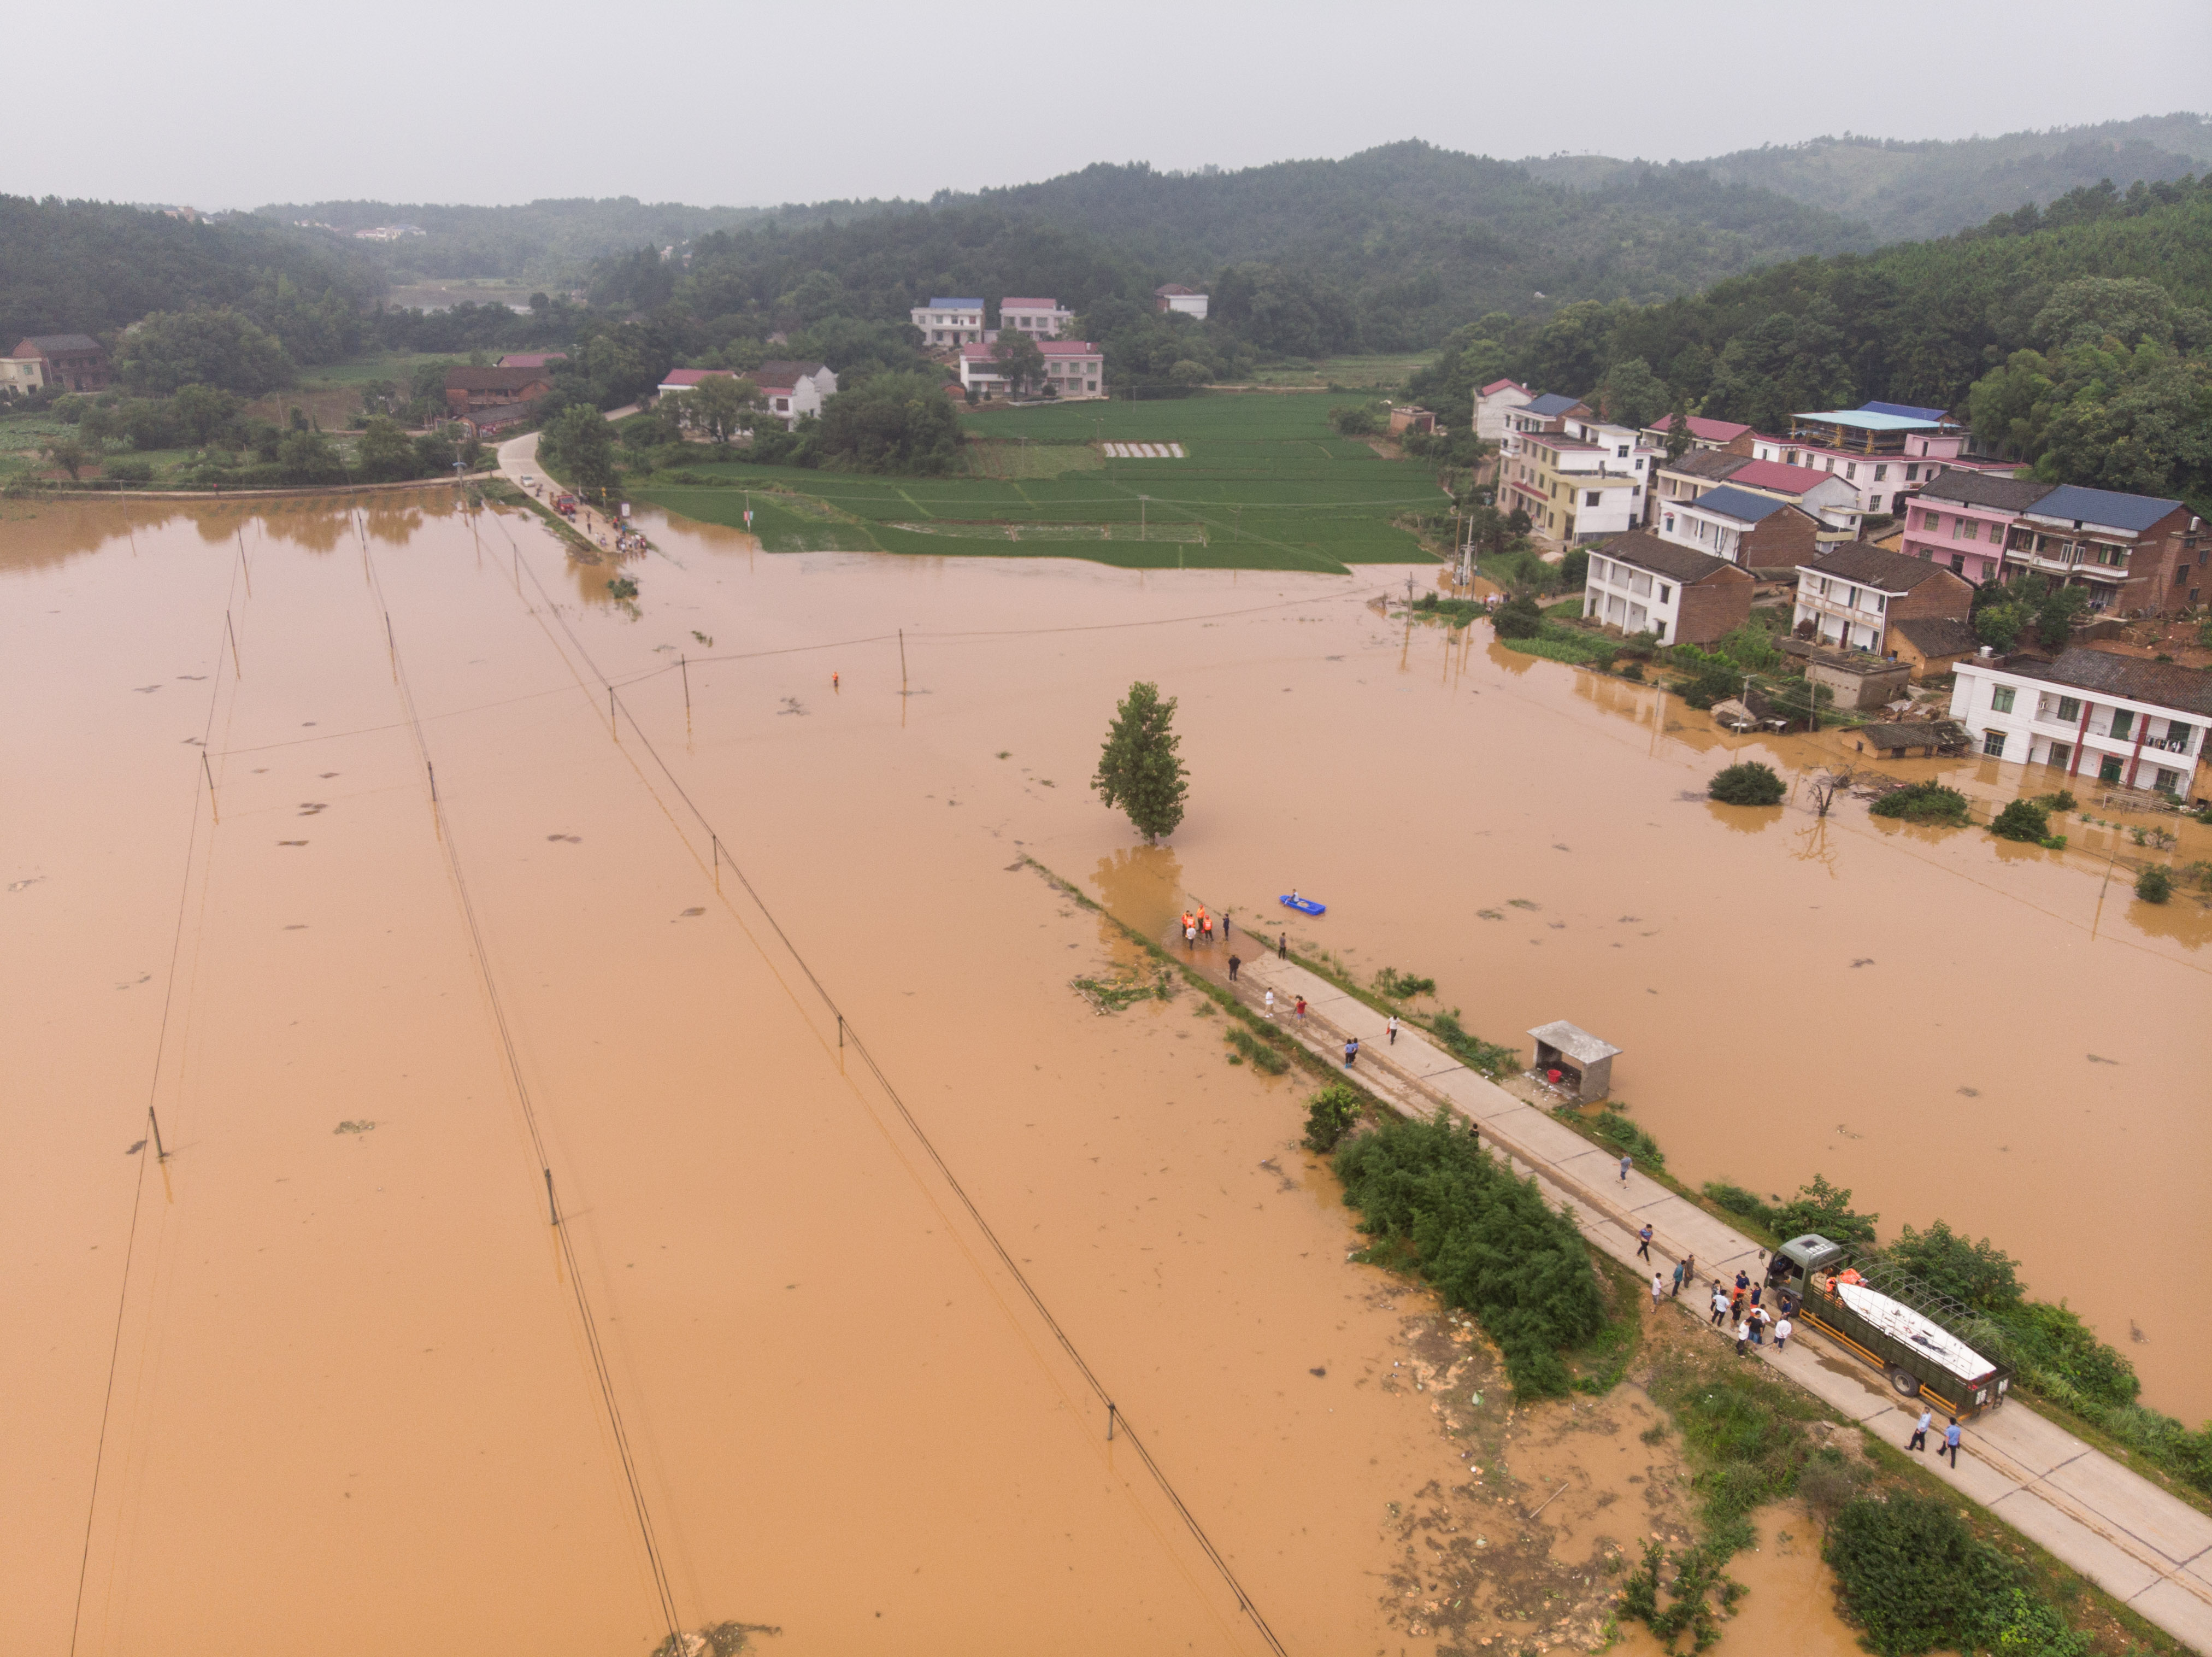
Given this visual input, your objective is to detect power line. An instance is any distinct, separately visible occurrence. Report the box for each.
[486,512,1290,1655]
[356,510,684,1645]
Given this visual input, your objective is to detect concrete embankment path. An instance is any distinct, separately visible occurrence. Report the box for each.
[1216,938,2212,1652]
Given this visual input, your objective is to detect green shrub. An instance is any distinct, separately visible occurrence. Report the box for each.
[1372,966,1435,1000]
[1425,1008,1514,1076]
[102,457,154,484]
[1824,1495,2024,1657]
[1708,761,1785,806]
[1990,798,2051,842]
[2037,790,2076,812]
[2135,864,2173,903]
[1225,1025,1289,1074]
[1334,1112,1606,1397]
[1302,1083,1364,1153]
[1869,781,1971,825]
[1491,594,1543,639]
[1591,1109,1664,1168]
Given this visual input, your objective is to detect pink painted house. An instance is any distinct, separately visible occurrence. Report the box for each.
[1895,474,2056,585]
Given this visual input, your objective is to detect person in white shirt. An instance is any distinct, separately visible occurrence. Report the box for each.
[1907,1408,1933,1452]
[1710,1284,1729,1326]
[1773,1316,1792,1352]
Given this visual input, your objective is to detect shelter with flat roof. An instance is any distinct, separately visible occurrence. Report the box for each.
[1527,1021,1620,1103]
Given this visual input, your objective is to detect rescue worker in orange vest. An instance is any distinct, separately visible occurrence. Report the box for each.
[1182,910,1197,944]
[1197,906,1211,943]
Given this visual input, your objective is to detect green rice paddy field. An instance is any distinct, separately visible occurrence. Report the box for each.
[629,393,1451,572]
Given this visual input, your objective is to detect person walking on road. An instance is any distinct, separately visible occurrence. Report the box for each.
[1295,995,1307,1020]
[1263,989,1275,1019]
[1619,1154,1632,1186]
[1343,1036,1360,1067]
[1636,1224,1654,1261]
[1773,1315,1792,1353]
[1386,1014,1399,1045]
[1227,954,1241,983]
[1907,1408,1932,1453]
[1710,1284,1729,1326]
[1943,1418,1962,1469]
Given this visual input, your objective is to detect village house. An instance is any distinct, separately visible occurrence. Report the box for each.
[657,367,734,397]
[1781,638,1913,710]
[1500,412,1654,543]
[1582,530,1753,645]
[1896,473,2055,585]
[1649,452,1861,536]
[1473,378,1532,442]
[0,354,45,396]
[1888,616,1983,681]
[958,339,1104,400]
[751,360,838,425]
[1949,649,2211,798]
[1792,540,1974,655]
[11,333,111,392]
[1999,484,2200,615]
[997,298,1074,338]
[1639,412,1754,454]
[1654,484,1822,568]
[1154,284,1209,319]
[498,352,568,369]
[1500,391,1590,441]
[910,298,986,346]
[1750,406,1970,516]
[444,366,552,414]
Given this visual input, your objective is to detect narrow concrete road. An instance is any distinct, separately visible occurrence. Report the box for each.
[1214,938,2212,1652]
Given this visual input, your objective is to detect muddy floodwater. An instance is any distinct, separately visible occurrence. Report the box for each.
[4,491,2204,1654]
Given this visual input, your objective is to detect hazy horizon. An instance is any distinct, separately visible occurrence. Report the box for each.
[16,0,2211,213]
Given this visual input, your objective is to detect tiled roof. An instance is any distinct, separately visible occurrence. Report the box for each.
[1986,648,2212,716]
[1912,473,2055,513]
[1803,540,1958,592]
[498,352,567,368]
[1596,528,1749,585]
[1155,284,1198,296]
[18,333,103,354]
[927,297,984,308]
[445,366,551,391]
[1662,450,1752,482]
[1727,458,1844,496]
[1891,617,1980,658]
[1858,401,1952,422]
[960,340,1100,362]
[754,360,828,390]
[1480,378,1529,396]
[1645,413,1752,443]
[1685,485,1793,525]
[1523,392,1583,418]
[659,368,736,387]
[2022,485,2184,535]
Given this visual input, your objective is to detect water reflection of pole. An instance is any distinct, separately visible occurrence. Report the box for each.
[226,609,242,676]
[236,529,251,597]
[203,751,218,822]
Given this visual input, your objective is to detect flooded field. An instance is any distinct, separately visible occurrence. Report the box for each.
[4,490,2204,1654]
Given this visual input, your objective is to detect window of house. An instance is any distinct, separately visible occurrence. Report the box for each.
[2056,696,2081,722]
[1874,464,1887,481]
[2157,767,2183,793]
[1991,685,2015,713]
[1907,464,1920,480]
[1962,520,1979,541]
[1922,511,1940,531]
[1616,445,1628,459]
[1983,730,2007,757]
[1845,463,1857,480]
[2110,709,2133,739]
[1662,514,1674,534]
[1586,491,1602,507]
[1659,584,1672,602]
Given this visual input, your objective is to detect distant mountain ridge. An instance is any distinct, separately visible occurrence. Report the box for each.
[1522,113,2212,243]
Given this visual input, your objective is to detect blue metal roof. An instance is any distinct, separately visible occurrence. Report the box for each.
[1858,400,1951,423]
[1686,484,1790,524]
[2024,484,2182,534]
[927,297,984,308]
[1795,408,1941,432]
[1523,392,1582,417]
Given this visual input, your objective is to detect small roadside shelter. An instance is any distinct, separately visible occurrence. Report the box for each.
[1527,1022,1621,1103]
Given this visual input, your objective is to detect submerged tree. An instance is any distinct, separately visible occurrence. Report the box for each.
[1093,680,1189,842]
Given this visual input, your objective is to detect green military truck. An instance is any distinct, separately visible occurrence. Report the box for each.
[1766,1234,2013,1420]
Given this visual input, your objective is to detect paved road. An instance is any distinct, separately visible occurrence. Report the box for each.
[1216,939,2212,1652]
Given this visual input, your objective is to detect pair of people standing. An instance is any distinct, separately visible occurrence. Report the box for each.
[1907,1408,1964,1468]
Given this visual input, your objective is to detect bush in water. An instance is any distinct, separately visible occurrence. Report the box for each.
[1301,1083,1364,1153]
[1708,761,1785,806]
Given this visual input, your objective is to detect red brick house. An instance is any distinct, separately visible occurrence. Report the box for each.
[12,333,111,392]
[1583,528,1754,645]
[1792,540,1974,655]
[444,366,552,414]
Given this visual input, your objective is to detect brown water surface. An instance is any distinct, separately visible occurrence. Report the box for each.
[5,492,2199,1654]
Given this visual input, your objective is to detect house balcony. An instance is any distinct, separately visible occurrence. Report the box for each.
[2005,551,2126,581]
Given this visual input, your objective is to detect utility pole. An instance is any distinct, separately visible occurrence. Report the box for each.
[1139,495,1148,542]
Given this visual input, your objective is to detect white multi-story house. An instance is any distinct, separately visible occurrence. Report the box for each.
[1792,541,1974,655]
[910,298,986,346]
[958,340,1104,400]
[1474,378,1533,442]
[1581,530,1754,645]
[997,298,1073,338]
[1498,407,1657,544]
[1950,649,2211,799]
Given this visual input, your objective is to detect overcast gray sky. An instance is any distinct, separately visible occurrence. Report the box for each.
[24,0,2212,209]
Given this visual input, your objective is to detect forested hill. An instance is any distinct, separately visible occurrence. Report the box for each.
[253,197,910,285]
[1408,173,2212,502]
[0,196,382,348]
[965,142,1874,347]
[1523,114,2212,245]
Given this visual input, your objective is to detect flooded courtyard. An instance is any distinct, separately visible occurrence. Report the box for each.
[5,490,2205,1654]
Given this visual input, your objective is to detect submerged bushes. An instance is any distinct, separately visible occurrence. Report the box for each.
[1708,761,1785,805]
[1869,781,1972,825]
[1334,1111,1605,1396]
[1824,1496,2090,1657]
[1301,1083,1364,1152]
